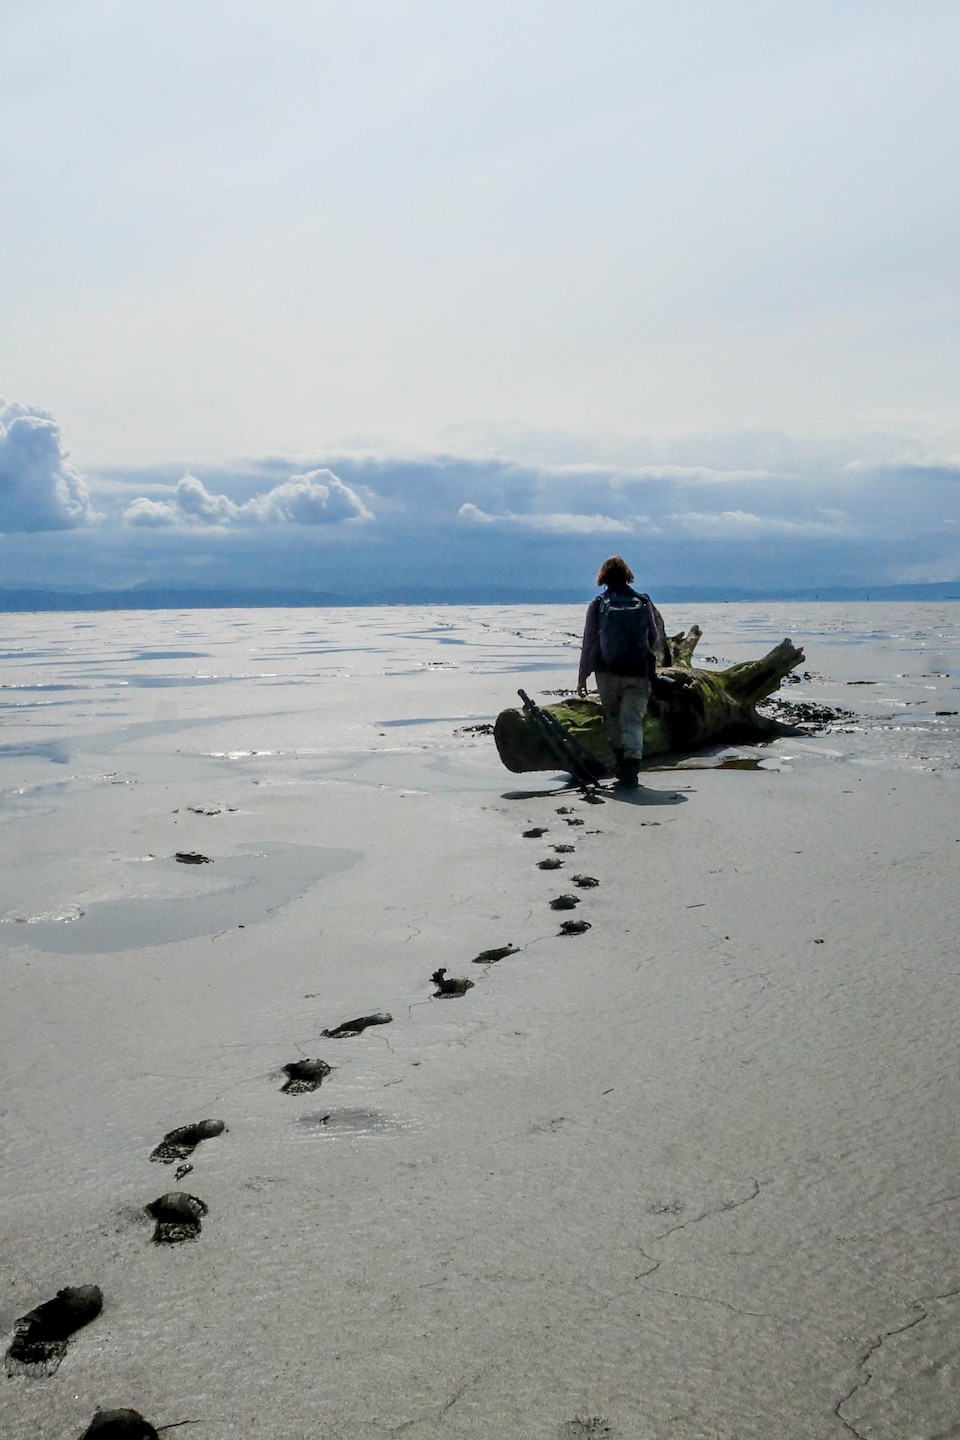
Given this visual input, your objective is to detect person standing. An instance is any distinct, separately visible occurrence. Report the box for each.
[577,555,658,788]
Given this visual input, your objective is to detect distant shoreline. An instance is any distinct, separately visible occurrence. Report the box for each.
[0,582,959,612]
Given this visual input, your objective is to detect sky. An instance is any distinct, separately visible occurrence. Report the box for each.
[2,1,959,595]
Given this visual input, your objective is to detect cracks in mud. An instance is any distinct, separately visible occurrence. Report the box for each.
[645,1287,775,1319]
[437,1374,473,1419]
[387,1370,484,1434]
[834,1283,960,1439]
[653,1177,761,1246]
[635,1178,769,1318]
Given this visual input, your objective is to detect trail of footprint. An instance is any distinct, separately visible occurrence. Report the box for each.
[471,944,519,964]
[54,794,555,1427]
[81,1410,159,1438]
[150,1118,226,1164]
[431,968,475,997]
[146,1193,207,1244]
[281,1059,331,1094]
[4,1285,103,1377]
[322,1013,393,1038]
[101,791,597,1419]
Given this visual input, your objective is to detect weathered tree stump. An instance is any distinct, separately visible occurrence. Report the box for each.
[494,613,804,773]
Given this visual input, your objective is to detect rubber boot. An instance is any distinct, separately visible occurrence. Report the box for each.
[616,757,641,790]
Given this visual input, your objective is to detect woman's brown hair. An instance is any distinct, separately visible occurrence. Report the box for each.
[596,555,634,587]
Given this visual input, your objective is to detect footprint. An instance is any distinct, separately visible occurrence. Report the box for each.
[146,1192,208,1244]
[150,1118,226,1164]
[560,1419,612,1438]
[572,874,599,888]
[174,1163,193,1181]
[5,1285,103,1376]
[522,827,549,838]
[537,857,563,870]
[552,844,576,854]
[558,919,592,936]
[555,806,576,815]
[281,1059,332,1094]
[322,1013,392,1038]
[431,967,475,998]
[564,817,585,827]
[471,945,520,964]
[549,894,580,911]
[174,851,212,864]
[81,1410,159,1439]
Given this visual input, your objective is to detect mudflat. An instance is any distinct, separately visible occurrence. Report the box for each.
[1,602,959,1439]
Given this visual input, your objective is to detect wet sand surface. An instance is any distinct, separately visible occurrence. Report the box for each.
[1,603,960,1438]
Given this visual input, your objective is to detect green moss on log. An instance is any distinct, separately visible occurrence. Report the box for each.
[494,634,805,774]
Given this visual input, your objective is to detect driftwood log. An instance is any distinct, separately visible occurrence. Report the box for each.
[494,611,805,774]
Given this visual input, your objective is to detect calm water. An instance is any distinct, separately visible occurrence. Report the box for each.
[2,601,958,774]
[1,603,958,948]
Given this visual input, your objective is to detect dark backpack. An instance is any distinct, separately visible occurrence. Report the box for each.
[597,589,654,677]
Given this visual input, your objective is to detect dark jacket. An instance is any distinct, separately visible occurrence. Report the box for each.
[578,585,658,688]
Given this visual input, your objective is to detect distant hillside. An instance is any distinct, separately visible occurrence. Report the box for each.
[0,582,958,612]
[0,586,586,611]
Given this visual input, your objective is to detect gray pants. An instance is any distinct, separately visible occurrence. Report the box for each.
[596,673,651,760]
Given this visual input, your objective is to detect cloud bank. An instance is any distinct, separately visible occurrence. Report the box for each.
[1,401,958,595]
[123,469,372,527]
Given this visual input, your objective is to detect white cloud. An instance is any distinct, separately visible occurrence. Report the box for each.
[665,509,852,538]
[175,474,239,524]
[123,467,372,528]
[528,513,638,535]
[123,475,233,527]
[450,459,779,486]
[604,464,783,487]
[0,399,94,532]
[242,469,373,524]
[457,503,638,535]
[846,454,960,477]
[123,496,178,527]
[457,502,494,524]
[671,509,766,533]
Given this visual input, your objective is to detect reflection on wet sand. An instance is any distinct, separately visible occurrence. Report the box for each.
[0,841,359,953]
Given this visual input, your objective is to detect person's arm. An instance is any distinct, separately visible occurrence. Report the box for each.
[577,599,599,696]
[645,600,659,673]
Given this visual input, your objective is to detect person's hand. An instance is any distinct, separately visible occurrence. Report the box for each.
[576,681,588,698]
